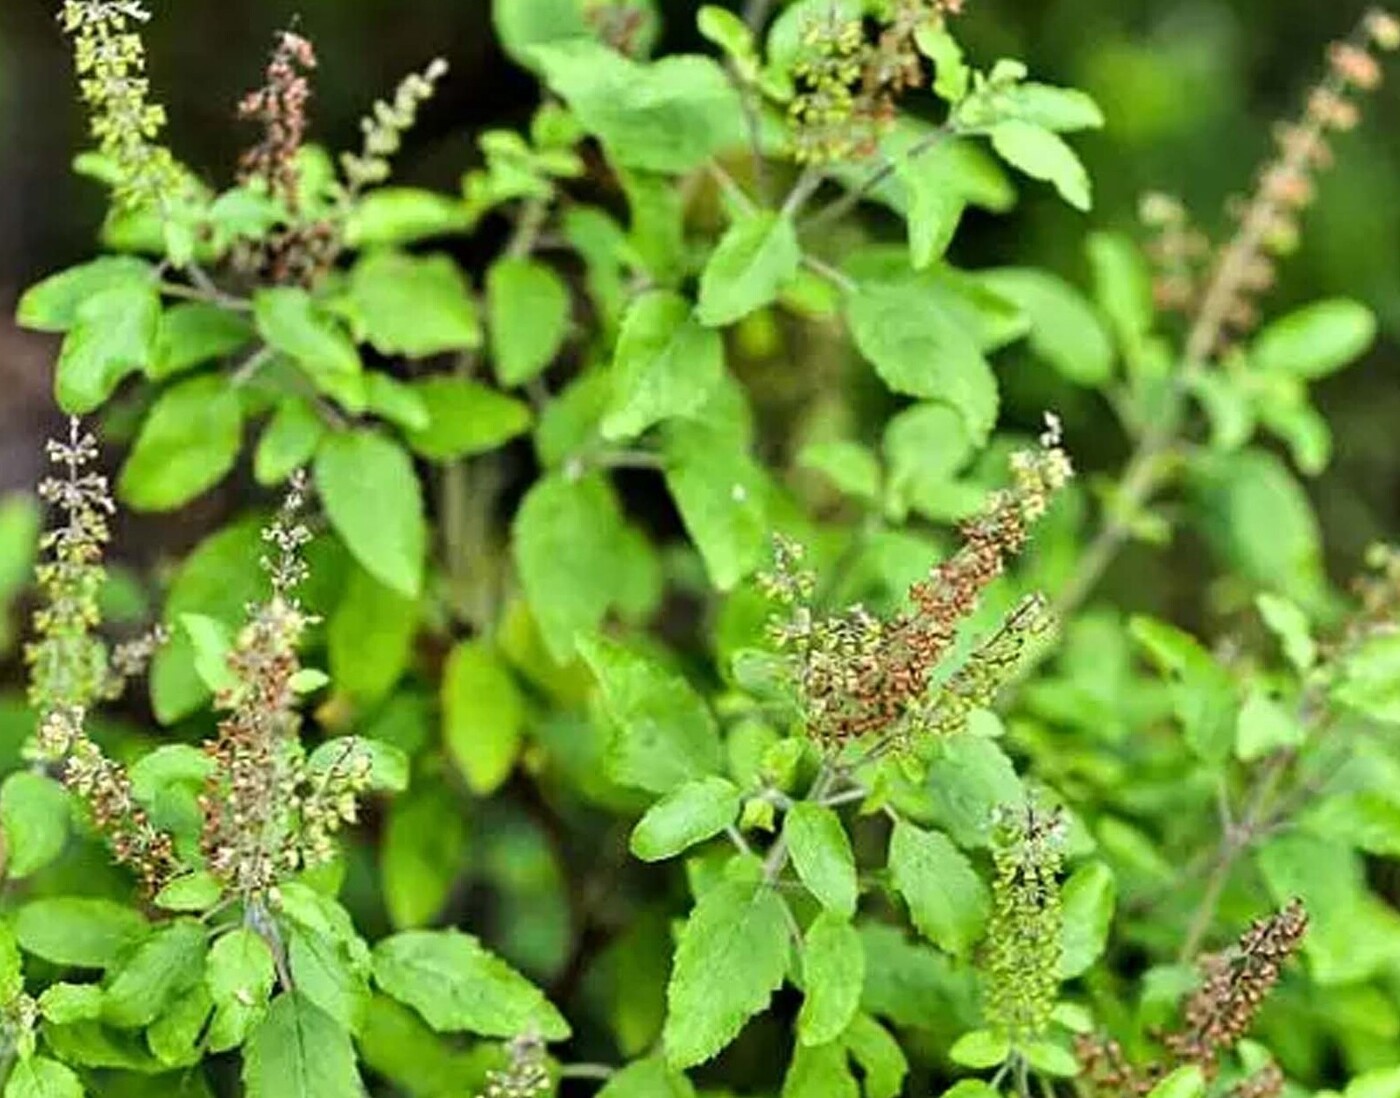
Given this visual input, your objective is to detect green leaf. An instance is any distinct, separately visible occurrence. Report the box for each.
[308,737,410,794]
[603,291,726,439]
[1257,831,1400,984]
[784,803,858,918]
[347,251,481,358]
[1086,231,1153,356]
[981,268,1113,385]
[1335,633,1400,725]
[950,1028,1011,1068]
[244,992,364,1098]
[579,634,724,794]
[0,494,40,612]
[1191,449,1324,605]
[17,256,154,333]
[663,418,770,590]
[316,430,425,597]
[180,612,237,696]
[292,668,330,694]
[345,187,472,248]
[2,1057,83,1098]
[664,877,790,1068]
[630,777,741,862]
[1059,861,1116,978]
[888,820,989,956]
[882,402,976,519]
[254,287,365,412]
[372,929,570,1039]
[355,996,481,1098]
[365,374,430,433]
[1252,299,1377,380]
[698,5,755,61]
[597,1057,698,1098]
[0,772,69,880]
[783,1042,859,1098]
[55,282,161,413]
[844,1014,908,1098]
[150,302,253,379]
[1129,617,1238,762]
[487,256,571,386]
[329,564,419,707]
[154,871,223,913]
[118,375,243,511]
[532,41,741,174]
[1145,1065,1206,1098]
[847,279,998,444]
[255,398,326,486]
[1023,1040,1079,1077]
[990,121,1091,211]
[205,929,274,1013]
[797,913,864,1047]
[696,211,802,327]
[513,473,631,662]
[37,983,105,1025]
[288,924,371,1034]
[443,640,525,796]
[103,919,207,1028]
[920,26,969,102]
[1303,791,1400,857]
[16,897,147,968]
[1235,688,1305,761]
[963,82,1104,132]
[381,783,467,929]
[896,141,974,268]
[403,376,532,462]
[798,441,881,501]
[1260,394,1331,476]
[149,989,215,1068]
[493,0,591,70]
[925,734,1023,848]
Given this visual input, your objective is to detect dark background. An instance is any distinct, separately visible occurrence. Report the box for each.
[1,0,1397,579]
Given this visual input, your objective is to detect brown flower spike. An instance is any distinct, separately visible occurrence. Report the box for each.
[199,473,371,900]
[1163,899,1308,1077]
[1178,8,1399,357]
[765,416,1071,749]
[235,29,337,285]
[26,419,178,893]
[1076,900,1308,1096]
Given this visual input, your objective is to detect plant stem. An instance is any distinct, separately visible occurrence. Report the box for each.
[230,345,274,387]
[709,159,757,214]
[780,166,824,220]
[160,280,252,312]
[763,763,840,885]
[1052,420,1177,617]
[246,898,295,992]
[802,255,857,294]
[560,1063,616,1081]
[801,127,953,233]
[506,196,550,259]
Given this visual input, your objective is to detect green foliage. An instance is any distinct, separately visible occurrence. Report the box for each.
[6,2,1400,1095]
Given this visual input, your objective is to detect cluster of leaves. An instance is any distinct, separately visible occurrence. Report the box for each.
[0,1,1399,1097]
